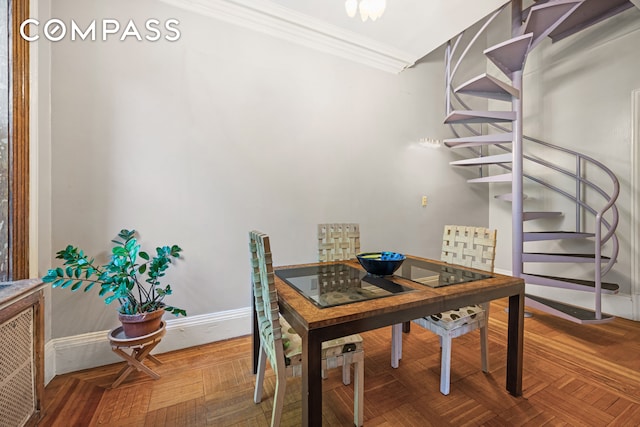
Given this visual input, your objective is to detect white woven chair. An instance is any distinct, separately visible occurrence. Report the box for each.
[317,223,361,382]
[318,223,360,262]
[391,225,497,395]
[250,230,364,426]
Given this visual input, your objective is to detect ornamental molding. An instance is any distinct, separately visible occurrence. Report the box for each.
[160,0,416,73]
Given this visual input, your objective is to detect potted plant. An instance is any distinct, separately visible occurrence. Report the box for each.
[43,228,186,337]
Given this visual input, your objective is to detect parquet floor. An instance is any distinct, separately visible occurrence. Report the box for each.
[39,298,640,426]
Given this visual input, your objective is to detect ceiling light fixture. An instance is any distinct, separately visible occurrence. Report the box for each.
[345,0,386,22]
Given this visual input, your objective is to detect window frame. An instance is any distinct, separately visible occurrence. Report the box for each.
[8,0,30,279]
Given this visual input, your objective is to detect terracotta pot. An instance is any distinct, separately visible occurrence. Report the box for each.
[118,307,165,338]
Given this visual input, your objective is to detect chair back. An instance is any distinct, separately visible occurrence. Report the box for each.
[249,231,285,374]
[318,223,360,262]
[441,225,497,273]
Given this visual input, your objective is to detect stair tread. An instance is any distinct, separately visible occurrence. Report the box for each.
[444,110,516,124]
[468,173,512,183]
[523,273,619,292]
[523,231,595,241]
[495,193,528,201]
[522,0,584,50]
[525,252,610,258]
[523,252,612,263]
[450,153,512,166]
[484,33,533,76]
[454,73,520,101]
[547,0,634,43]
[525,294,615,324]
[523,211,563,221]
[524,211,563,217]
[444,133,513,148]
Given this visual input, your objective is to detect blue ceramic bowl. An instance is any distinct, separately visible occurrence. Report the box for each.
[356,252,406,276]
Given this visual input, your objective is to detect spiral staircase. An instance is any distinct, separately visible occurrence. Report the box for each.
[443,0,625,324]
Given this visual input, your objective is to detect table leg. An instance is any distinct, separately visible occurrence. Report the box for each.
[402,321,411,333]
[506,292,524,396]
[302,331,323,427]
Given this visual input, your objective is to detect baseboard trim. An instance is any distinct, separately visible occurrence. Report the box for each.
[46,307,251,379]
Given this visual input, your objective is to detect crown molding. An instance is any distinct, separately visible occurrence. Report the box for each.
[160,0,416,73]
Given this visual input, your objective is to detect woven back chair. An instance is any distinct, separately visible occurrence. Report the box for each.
[318,223,360,262]
[317,223,363,380]
[441,225,496,272]
[250,231,364,426]
[390,225,497,395]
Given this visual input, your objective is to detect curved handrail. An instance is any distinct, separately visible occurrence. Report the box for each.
[487,142,619,276]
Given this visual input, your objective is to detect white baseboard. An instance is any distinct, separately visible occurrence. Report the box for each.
[45,307,251,382]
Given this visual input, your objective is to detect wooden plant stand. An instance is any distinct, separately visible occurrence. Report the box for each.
[107,320,166,388]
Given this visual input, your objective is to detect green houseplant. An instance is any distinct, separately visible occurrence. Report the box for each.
[43,229,186,337]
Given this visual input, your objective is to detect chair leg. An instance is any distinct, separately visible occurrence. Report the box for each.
[391,323,402,368]
[353,357,364,427]
[440,333,453,395]
[254,346,267,403]
[480,326,489,373]
[342,363,351,385]
[270,369,287,427]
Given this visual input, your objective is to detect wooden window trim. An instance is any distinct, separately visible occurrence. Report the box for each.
[9,0,29,279]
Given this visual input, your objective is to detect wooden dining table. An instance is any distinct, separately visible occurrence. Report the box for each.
[252,255,525,427]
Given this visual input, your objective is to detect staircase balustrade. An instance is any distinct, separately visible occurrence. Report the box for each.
[442,0,620,323]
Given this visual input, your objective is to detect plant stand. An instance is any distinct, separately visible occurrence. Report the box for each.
[107,320,166,388]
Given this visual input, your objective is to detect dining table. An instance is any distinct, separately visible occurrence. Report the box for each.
[251,254,525,427]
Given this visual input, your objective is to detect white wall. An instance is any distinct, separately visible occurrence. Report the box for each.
[489,7,640,319]
[42,0,489,354]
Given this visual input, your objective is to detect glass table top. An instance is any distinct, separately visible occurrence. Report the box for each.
[400,259,492,288]
[275,259,492,308]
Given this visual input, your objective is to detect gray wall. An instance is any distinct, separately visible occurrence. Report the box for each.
[41,0,490,339]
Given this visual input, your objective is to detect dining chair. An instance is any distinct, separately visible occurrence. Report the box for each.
[391,225,497,395]
[317,223,362,381]
[318,223,360,262]
[250,230,364,427]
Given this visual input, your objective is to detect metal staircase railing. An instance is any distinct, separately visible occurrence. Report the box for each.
[442,0,620,322]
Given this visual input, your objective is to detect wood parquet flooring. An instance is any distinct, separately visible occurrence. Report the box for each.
[39,298,640,426]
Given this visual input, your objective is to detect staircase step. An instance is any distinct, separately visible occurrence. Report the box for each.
[523,211,563,221]
[522,252,611,263]
[484,33,533,76]
[523,273,619,294]
[495,193,528,201]
[444,110,516,124]
[468,173,512,183]
[546,0,634,43]
[454,73,520,101]
[450,153,512,166]
[523,231,595,241]
[525,294,615,325]
[521,0,584,50]
[444,133,513,148]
